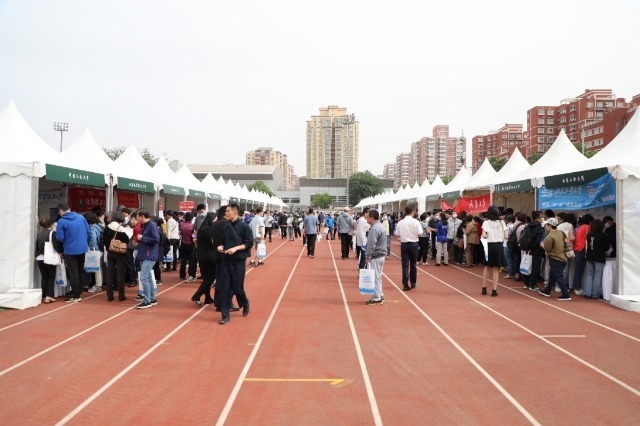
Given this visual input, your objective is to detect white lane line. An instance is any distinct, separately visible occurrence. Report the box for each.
[0,292,103,333]
[0,281,185,377]
[56,305,209,425]
[412,263,640,398]
[215,246,306,426]
[382,271,540,426]
[450,264,640,344]
[329,241,383,426]
[540,335,586,338]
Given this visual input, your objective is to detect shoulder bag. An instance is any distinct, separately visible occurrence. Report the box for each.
[108,226,128,254]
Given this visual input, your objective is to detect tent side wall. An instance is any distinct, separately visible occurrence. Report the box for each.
[0,173,38,292]
[619,176,640,295]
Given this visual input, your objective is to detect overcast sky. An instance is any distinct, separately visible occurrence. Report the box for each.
[1,0,639,177]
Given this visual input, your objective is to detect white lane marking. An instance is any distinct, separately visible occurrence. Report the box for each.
[382,271,541,426]
[540,335,586,338]
[411,262,640,398]
[0,292,102,333]
[0,281,186,377]
[215,246,306,426]
[450,264,640,344]
[329,241,383,426]
[56,305,209,425]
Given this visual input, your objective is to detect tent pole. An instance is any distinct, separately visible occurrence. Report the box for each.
[615,177,622,294]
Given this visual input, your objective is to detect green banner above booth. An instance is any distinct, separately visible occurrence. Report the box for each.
[229,197,239,202]
[117,177,155,193]
[209,193,222,200]
[425,194,440,201]
[494,179,532,194]
[408,197,417,204]
[544,168,609,189]
[189,189,206,198]
[162,184,185,196]
[442,191,461,200]
[45,164,105,188]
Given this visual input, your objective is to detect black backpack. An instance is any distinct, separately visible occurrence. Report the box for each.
[518,225,534,251]
[507,223,523,251]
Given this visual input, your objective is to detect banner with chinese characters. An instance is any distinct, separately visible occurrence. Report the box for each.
[178,201,195,212]
[115,191,140,209]
[68,187,106,212]
[38,188,66,209]
[538,173,616,211]
[453,194,490,214]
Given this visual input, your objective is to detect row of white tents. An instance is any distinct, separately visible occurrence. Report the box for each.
[357,107,640,302]
[0,100,285,307]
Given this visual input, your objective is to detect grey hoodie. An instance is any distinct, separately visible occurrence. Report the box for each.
[336,212,353,233]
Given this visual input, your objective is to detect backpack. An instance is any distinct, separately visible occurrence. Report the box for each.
[507,223,523,252]
[518,225,534,251]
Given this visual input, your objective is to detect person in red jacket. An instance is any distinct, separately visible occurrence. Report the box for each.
[572,214,593,296]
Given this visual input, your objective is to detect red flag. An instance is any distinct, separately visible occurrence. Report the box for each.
[454,194,490,214]
[441,199,454,211]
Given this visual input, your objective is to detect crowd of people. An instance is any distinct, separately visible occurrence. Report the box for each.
[35,201,616,320]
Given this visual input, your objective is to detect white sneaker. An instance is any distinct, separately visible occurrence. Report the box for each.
[88,286,98,293]
[554,285,561,293]
[574,289,584,296]
[186,277,195,283]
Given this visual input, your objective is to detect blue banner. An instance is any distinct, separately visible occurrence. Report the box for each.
[538,173,616,211]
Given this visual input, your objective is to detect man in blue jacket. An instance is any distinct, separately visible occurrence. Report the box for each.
[56,203,89,302]
[135,209,160,309]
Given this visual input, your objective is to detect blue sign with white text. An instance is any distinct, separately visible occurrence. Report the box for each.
[538,173,616,211]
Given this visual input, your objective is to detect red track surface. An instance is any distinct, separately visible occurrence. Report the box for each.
[1,237,639,425]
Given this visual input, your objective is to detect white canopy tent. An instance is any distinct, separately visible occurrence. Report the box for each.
[543,108,640,298]
[112,145,157,210]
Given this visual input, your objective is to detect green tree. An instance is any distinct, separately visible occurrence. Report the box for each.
[527,152,543,165]
[103,146,159,167]
[246,181,274,197]
[440,175,454,185]
[311,193,332,208]
[348,170,384,206]
[488,156,508,172]
[572,142,597,158]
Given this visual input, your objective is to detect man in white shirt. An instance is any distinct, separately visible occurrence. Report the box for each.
[396,205,423,291]
[164,210,180,272]
[355,207,370,270]
[249,207,265,266]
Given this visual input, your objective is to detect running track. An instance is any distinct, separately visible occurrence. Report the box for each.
[1,237,639,425]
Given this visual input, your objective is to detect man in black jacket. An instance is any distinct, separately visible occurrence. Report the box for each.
[216,203,253,325]
[522,211,546,291]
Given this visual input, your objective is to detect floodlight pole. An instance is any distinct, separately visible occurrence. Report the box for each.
[53,122,69,152]
[344,113,355,207]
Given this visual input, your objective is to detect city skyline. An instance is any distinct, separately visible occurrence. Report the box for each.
[1,1,638,175]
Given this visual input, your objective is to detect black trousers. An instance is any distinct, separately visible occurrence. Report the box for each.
[280,225,287,239]
[339,233,350,259]
[401,242,419,288]
[179,244,196,279]
[218,260,249,318]
[524,254,544,288]
[430,233,437,260]
[106,251,127,300]
[306,234,317,256]
[64,254,85,298]
[125,249,136,284]
[265,227,272,242]
[166,239,179,270]
[294,226,301,239]
[418,236,430,263]
[37,260,56,298]
[193,260,215,302]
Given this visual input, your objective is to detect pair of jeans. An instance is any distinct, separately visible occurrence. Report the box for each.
[287,225,294,240]
[386,235,391,256]
[400,242,419,288]
[140,260,156,303]
[358,245,366,269]
[509,250,521,277]
[503,246,513,275]
[572,250,586,290]
[542,258,570,297]
[584,261,605,298]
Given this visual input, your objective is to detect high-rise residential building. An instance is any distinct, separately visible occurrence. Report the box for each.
[246,147,296,191]
[408,125,465,183]
[394,153,410,190]
[382,162,396,182]
[471,124,526,172]
[306,106,359,179]
[525,89,635,156]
